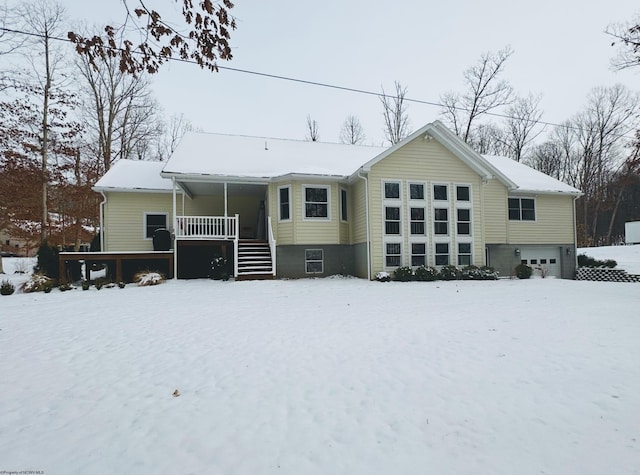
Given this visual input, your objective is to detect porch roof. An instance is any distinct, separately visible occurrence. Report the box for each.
[93,160,173,192]
[161,132,386,180]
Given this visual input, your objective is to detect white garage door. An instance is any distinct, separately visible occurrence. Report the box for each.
[519,247,561,278]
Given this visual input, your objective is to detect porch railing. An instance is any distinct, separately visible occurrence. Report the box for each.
[267,216,276,276]
[175,215,238,239]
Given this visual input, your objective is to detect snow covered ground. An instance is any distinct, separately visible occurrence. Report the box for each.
[1,248,639,475]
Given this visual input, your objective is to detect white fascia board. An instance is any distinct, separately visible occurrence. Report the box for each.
[92,186,178,194]
[510,188,584,197]
[160,171,270,184]
[270,173,348,183]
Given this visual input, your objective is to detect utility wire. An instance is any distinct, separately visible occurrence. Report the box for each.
[1,25,638,140]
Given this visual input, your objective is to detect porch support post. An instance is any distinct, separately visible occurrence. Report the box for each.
[224,182,228,217]
[172,177,178,280]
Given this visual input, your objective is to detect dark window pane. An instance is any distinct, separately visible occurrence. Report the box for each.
[550,259,557,264]
[386,256,401,267]
[531,259,537,264]
[458,255,471,266]
[385,182,400,199]
[411,222,425,235]
[434,208,448,221]
[410,208,424,220]
[386,207,400,220]
[521,260,527,264]
[521,199,535,210]
[411,255,425,266]
[540,259,547,264]
[434,222,448,235]
[305,249,323,260]
[280,204,290,220]
[410,184,424,200]
[457,223,470,235]
[387,243,401,254]
[341,189,348,220]
[305,203,328,218]
[508,209,521,220]
[412,243,426,254]
[280,187,289,203]
[457,208,470,221]
[522,209,535,221]
[433,185,448,200]
[146,214,167,238]
[458,243,471,253]
[435,254,449,266]
[386,222,400,234]
[435,243,448,253]
[456,186,470,201]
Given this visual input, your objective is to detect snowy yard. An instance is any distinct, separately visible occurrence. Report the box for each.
[1,249,639,474]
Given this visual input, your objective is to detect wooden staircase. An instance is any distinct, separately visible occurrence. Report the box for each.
[235,240,275,280]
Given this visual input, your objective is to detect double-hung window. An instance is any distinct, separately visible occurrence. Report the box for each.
[435,243,449,266]
[145,213,168,239]
[303,186,330,219]
[385,243,401,267]
[278,186,291,221]
[508,197,535,221]
[305,249,324,274]
[458,242,472,266]
[383,181,402,236]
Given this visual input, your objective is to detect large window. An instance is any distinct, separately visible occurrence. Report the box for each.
[305,249,324,274]
[458,242,472,266]
[434,208,449,235]
[435,243,449,266]
[456,208,471,235]
[278,186,291,221]
[145,213,167,239]
[385,243,401,267]
[385,207,401,234]
[303,186,330,219]
[508,197,535,221]
[411,243,426,267]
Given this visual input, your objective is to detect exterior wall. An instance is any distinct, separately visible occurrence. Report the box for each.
[367,138,485,274]
[276,244,355,278]
[506,193,576,244]
[482,179,508,243]
[352,242,369,279]
[351,177,368,244]
[486,243,576,279]
[103,191,178,252]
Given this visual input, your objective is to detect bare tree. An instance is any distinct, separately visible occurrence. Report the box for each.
[305,114,320,142]
[501,94,544,162]
[380,81,410,145]
[339,115,365,145]
[77,48,163,171]
[440,47,514,143]
[466,122,509,156]
[68,0,236,76]
[607,16,640,70]
[159,113,194,160]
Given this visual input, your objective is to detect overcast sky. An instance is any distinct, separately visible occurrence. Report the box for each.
[59,1,640,145]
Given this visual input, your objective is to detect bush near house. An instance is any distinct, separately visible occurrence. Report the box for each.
[394,266,414,282]
[21,274,55,293]
[1,280,15,295]
[439,265,461,281]
[34,241,59,280]
[577,254,617,268]
[515,263,533,279]
[414,265,438,281]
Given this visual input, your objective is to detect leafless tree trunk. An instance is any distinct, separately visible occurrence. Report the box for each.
[380,81,410,145]
[305,114,320,142]
[607,16,640,70]
[502,94,544,162]
[440,47,514,143]
[159,113,194,160]
[77,49,163,170]
[339,115,365,145]
[19,0,67,243]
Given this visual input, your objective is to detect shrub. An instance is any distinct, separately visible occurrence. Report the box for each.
[460,265,482,280]
[479,266,499,280]
[414,265,438,281]
[59,282,73,291]
[34,241,59,280]
[515,263,533,279]
[394,266,414,282]
[1,280,15,295]
[21,274,55,293]
[375,271,391,282]
[439,265,461,281]
[117,281,126,289]
[95,278,106,290]
[134,270,165,286]
[577,254,617,268]
[81,280,91,291]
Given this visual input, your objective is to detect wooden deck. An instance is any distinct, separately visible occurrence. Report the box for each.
[59,251,174,284]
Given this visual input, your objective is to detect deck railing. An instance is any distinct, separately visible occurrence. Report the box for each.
[267,216,276,276]
[175,215,238,239]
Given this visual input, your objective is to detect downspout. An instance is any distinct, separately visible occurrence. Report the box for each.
[99,191,107,251]
[358,171,371,280]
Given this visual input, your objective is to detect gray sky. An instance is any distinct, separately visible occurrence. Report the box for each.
[61,0,640,145]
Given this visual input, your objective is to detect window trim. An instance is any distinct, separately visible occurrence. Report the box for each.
[456,207,472,236]
[302,185,331,221]
[432,183,449,201]
[382,180,403,237]
[455,184,472,203]
[143,212,169,240]
[305,249,324,274]
[410,240,427,267]
[278,185,292,222]
[457,241,473,266]
[340,187,348,222]
[433,207,449,236]
[508,196,536,222]
[434,241,450,267]
[384,241,402,269]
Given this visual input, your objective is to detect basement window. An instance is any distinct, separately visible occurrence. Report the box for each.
[305,249,324,274]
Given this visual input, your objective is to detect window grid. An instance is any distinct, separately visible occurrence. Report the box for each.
[385,243,402,268]
[458,242,472,266]
[435,242,449,266]
[508,197,535,221]
[303,186,330,219]
[305,249,324,274]
[278,186,291,221]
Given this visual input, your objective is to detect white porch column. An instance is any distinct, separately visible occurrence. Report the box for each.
[224,182,228,217]
[172,177,178,280]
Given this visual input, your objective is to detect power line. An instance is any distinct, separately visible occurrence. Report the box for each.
[1,25,637,140]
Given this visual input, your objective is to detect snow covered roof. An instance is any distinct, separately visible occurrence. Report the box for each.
[483,155,581,195]
[93,160,173,192]
[161,132,386,180]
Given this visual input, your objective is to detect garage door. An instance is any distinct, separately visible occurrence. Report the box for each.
[519,247,561,278]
